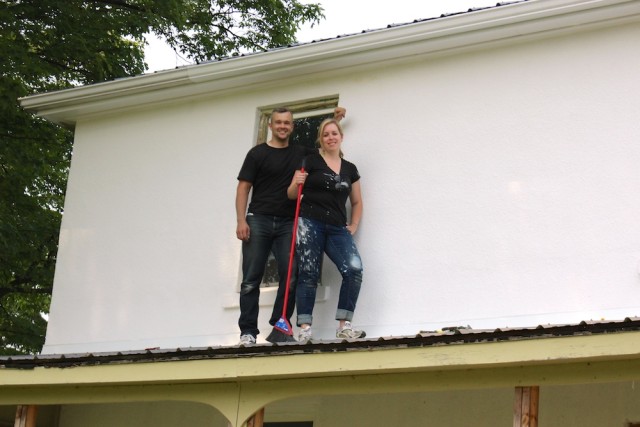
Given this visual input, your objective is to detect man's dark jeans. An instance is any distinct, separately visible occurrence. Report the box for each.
[238,213,296,337]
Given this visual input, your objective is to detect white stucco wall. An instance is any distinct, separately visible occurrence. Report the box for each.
[43,16,640,352]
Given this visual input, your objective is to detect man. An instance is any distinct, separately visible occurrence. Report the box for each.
[235,107,345,344]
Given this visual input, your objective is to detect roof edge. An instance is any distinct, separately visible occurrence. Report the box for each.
[2,319,640,386]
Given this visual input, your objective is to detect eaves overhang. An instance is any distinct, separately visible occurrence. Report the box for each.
[18,0,640,126]
[2,318,640,424]
[2,318,640,388]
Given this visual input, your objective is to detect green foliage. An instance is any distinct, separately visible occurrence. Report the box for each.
[152,0,325,62]
[0,76,70,355]
[0,0,323,355]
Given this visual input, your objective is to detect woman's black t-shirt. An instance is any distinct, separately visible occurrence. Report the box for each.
[299,153,360,227]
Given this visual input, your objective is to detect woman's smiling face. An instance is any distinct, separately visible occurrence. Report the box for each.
[320,122,343,152]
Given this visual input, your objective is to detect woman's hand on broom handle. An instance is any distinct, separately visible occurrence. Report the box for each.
[287,169,307,200]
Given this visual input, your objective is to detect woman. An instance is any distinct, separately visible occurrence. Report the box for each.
[287,118,365,341]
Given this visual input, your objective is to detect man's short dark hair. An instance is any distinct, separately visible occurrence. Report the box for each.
[270,107,292,120]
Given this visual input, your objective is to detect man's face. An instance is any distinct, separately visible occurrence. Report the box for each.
[269,111,294,142]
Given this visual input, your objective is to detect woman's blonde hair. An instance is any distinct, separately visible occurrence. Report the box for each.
[316,118,345,158]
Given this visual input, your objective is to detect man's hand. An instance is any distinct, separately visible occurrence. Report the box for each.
[334,107,346,121]
[235,180,253,241]
[236,219,250,241]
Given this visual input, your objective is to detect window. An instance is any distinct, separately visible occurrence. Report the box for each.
[256,96,339,146]
[257,96,338,288]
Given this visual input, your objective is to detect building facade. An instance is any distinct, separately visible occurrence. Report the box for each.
[4,0,640,425]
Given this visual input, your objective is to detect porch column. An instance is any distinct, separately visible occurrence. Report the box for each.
[246,407,264,427]
[14,405,37,427]
[514,386,539,427]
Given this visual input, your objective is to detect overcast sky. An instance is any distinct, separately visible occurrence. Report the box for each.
[144,0,510,72]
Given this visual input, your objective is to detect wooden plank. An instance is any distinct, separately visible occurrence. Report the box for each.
[246,407,264,427]
[514,386,539,427]
[14,405,25,427]
[14,405,37,427]
[513,387,523,426]
[529,386,539,427]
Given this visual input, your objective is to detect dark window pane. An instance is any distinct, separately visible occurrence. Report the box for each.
[290,114,332,149]
[261,250,279,287]
[261,113,331,287]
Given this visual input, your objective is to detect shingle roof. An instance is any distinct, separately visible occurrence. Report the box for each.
[3,317,639,370]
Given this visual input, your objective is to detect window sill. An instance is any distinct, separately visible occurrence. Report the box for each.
[222,285,329,309]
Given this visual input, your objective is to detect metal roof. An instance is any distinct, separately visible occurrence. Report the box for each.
[299,1,528,42]
[182,1,528,70]
[3,317,639,370]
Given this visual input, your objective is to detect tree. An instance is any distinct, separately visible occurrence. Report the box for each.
[0,0,323,355]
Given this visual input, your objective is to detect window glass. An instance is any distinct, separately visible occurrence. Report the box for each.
[255,97,338,289]
[261,111,332,288]
[290,114,332,149]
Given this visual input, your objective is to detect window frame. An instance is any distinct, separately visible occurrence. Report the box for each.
[256,96,339,144]
[237,96,339,294]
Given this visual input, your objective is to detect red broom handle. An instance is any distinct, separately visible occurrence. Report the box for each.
[281,167,305,317]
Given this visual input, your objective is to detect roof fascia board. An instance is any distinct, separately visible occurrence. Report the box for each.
[2,359,640,409]
[2,330,640,388]
[19,0,640,124]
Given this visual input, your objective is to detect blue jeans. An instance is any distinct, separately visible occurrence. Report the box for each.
[295,217,363,326]
[239,214,296,337]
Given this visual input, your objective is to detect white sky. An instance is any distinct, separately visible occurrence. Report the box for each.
[144,0,505,73]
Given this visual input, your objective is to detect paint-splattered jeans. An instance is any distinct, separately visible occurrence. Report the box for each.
[295,217,363,326]
[238,214,296,338]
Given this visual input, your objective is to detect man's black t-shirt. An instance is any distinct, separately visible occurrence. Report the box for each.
[238,143,316,218]
[299,153,360,227]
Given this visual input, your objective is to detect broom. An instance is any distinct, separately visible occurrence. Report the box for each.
[269,167,305,342]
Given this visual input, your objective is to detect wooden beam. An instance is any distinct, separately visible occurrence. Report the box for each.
[14,405,37,427]
[514,386,538,427]
[246,407,264,427]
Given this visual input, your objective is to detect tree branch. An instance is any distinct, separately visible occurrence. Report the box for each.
[89,0,147,14]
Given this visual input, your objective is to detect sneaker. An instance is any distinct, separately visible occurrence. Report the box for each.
[297,326,313,342]
[336,321,366,339]
[239,334,256,345]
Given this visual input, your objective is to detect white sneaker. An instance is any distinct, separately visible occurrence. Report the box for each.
[239,334,256,345]
[336,321,366,339]
[297,326,313,342]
